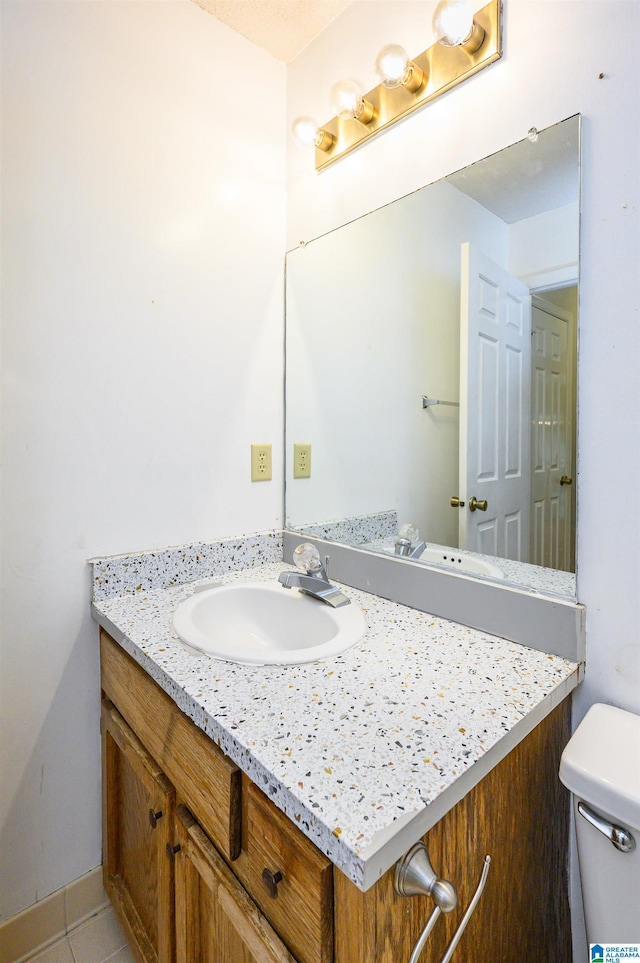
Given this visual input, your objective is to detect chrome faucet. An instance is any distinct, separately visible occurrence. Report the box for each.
[278,543,351,608]
[394,523,426,559]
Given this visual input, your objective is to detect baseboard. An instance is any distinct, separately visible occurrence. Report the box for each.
[0,866,109,963]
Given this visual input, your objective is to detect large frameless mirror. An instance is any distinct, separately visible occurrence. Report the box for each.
[285,115,580,600]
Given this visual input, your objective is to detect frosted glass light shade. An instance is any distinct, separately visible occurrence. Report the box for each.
[432,0,474,45]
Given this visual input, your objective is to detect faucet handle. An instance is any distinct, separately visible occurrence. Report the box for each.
[293,543,323,575]
[398,522,419,543]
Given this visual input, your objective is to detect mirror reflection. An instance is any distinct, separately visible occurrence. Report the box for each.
[285,116,580,599]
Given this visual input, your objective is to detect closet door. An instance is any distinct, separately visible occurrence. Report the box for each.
[173,804,297,963]
[102,699,176,963]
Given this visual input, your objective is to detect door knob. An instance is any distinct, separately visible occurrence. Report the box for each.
[560,475,573,486]
[469,497,488,512]
[450,496,465,508]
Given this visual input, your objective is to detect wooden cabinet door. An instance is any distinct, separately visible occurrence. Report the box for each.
[236,781,333,963]
[174,804,298,963]
[102,700,176,963]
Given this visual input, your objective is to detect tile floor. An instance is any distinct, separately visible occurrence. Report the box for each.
[24,907,134,963]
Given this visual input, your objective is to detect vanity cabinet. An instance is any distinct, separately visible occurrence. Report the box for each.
[101,699,176,963]
[100,629,572,963]
[100,630,332,963]
[173,803,296,963]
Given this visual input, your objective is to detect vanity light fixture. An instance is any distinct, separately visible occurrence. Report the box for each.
[292,0,502,171]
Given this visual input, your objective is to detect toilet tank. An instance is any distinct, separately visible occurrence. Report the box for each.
[559,702,640,945]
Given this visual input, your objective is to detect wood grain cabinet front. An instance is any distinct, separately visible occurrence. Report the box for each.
[234,781,334,963]
[101,699,176,963]
[101,631,317,963]
[173,804,297,963]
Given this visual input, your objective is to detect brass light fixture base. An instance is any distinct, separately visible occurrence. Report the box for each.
[315,0,502,171]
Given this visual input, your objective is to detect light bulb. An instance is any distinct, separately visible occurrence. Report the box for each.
[375,44,410,88]
[291,116,334,152]
[432,0,472,44]
[375,44,425,93]
[330,79,363,119]
[330,79,376,125]
[432,0,484,50]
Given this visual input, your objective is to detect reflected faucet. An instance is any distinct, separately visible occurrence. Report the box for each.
[395,523,426,559]
[278,543,351,608]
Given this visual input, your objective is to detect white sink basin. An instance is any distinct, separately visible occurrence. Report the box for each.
[419,547,504,579]
[173,581,367,665]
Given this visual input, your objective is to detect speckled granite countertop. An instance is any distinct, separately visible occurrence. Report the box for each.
[91,533,581,891]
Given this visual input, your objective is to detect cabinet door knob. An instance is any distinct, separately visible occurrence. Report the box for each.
[261,868,283,898]
[149,809,163,829]
[166,843,181,863]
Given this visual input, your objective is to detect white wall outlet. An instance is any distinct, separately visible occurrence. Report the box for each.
[251,443,272,482]
[293,443,311,479]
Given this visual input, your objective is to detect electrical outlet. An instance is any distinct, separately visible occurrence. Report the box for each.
[251,444,272,482]
[293,443,311,479]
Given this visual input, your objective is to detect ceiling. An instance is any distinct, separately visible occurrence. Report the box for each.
[446,118,580,223]
[191,0,353,63]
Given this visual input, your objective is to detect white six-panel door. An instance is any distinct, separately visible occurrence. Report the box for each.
[530,295,575,572]
[459,243,531,561]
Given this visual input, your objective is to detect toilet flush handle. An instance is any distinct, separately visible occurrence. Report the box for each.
[578,800,636,853]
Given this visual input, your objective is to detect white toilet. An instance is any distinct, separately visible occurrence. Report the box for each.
[559,702,640,945]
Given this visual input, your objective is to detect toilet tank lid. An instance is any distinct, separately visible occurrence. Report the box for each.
[559,703,640,829]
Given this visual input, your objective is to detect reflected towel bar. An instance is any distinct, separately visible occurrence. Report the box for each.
[422,395,460,408]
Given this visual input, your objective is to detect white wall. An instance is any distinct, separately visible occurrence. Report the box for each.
[509,201,579,284]
[288,1,639,954]
[0,0,286,920]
